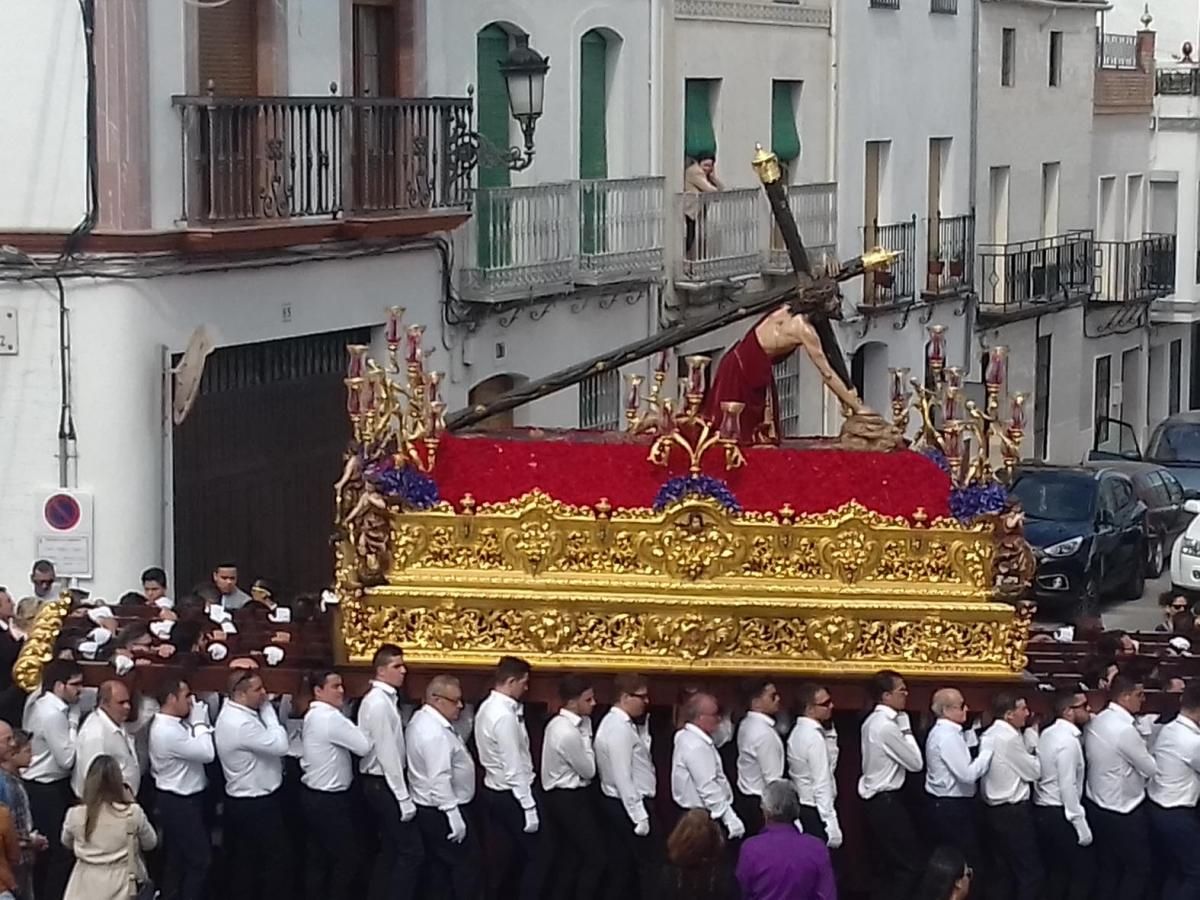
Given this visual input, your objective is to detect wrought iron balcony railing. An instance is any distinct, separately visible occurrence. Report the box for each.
[862,216,917,306]
[766,182,838,274]
[1092,235,1176,303]
[926,213,974,297]
[1097,33,1138,70]
[578,177,666,285]
[1156,68,1200,96]
[977,231,1094,312]
[173,94,474,224]
[676,188,763,284]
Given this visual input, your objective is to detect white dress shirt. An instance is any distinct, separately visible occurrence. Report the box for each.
[595,707,655,826]
[1148,715,1200,808]
[149,711,214,796]
[541,709,595,791]
[672,723,735,816]
[23,693,77,784]
[73,709,140,798]
[1085,703,1157,813]
[737,711,785,797]
[1035,719,1091,844]
[980,720,1039,805]
[358,681,413,807]
[858,705,922,800]
[214,700,290,798]
[475,690,536,809]
[925,718,993,798]
[406,705,476,810]
[788,717,842,839]
[301,700,370,792]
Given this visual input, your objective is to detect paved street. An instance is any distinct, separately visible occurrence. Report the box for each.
[1040,569,1170,633]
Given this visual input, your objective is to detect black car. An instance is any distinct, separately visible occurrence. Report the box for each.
[1082,460,1189,576]
[1010,464,1147,617]
[1091,413,1200,499]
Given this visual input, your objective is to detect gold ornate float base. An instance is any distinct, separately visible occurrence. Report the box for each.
[335,493,1030,679]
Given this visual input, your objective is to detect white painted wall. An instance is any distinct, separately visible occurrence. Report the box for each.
[0,0,89,230]
[288,0,343,96]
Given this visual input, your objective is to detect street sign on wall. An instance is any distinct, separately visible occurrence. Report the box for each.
[35,490,94,578]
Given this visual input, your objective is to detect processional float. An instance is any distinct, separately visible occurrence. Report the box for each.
[331,145,1036,681]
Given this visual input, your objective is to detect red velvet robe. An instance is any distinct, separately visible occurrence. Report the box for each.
[702,326,793,445]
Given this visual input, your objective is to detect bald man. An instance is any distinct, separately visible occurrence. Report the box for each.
[924,688,991,875]
[671,693,744,839]
[73,680,139,797]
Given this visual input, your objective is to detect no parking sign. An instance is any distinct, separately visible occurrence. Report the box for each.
[35,491,93,578]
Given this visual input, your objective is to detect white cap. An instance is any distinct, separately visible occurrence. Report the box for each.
[263,645,285,666]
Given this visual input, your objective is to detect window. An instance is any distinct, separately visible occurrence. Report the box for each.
[774,353,802,437]
[1191,323,1200,410]
[770,81,802,171]
[870,0,901,10]
[1049,31,1063,86]
[1094,355,1112,441]
[930,0,957,14]
[684,79,719,162]
[1170,338,1183,415]
[1041,163,1060,237]
[579,31,609,180]
[1035,335,1051,459]
[1001,29,1016,86]
[578,368,621,431]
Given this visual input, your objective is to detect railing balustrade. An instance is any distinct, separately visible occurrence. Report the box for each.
[926,214,974,297]
[173,95,473,224]
[1093,235,1176,303]
[676,188,763,283]
[1156,68,1200,96]
[862,217,917,306]
[578,177,665,284]
[1097,33,1138,70]
[767,183,838,273]
[977,232,1094,312]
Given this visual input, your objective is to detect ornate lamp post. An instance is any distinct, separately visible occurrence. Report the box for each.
[460,35,551,174]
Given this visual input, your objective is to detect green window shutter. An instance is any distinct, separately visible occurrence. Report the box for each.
[579,31,608,180]
[476,25,511,191]
[684,79,717,161]
[771,81,801,163]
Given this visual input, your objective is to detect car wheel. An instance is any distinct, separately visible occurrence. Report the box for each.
[1125,542,1147,600]
[1146,536,1166,578]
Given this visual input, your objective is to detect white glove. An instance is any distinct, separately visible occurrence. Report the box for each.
[1075,821,1093,847]
[445,807,467,843]
[398,798,417,822]
[895,712,912,733]
[112,654,134,676]
[721,809,745,840]
[207,643,229,662]
[523,807,540,834]
[263,646,285,667]
[633,818,650,837]
[189,698,210,726]
[825,820,843,849]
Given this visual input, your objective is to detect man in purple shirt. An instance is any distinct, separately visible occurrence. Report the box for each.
[736,780,837,900]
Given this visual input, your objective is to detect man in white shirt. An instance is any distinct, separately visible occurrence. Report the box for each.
[300,670,371,900]
[72,679,139,798]
[735,679,784,836]
[979,693,1042,900]
[22,659,83,900]
[857,669,924,900]
[595,673,658,900]
[476,655,547,900]
[1084,675,1157,900]
[149,678,214,900]
[541,674,603,900]
[1033,689,1093,900]
[924,688,991,875]
[1146,682,1200,899]
[214,669,292,900]
[358,644,423,900]
[672,692,745,839]
[407,674,479,900]
[786,682,842,846]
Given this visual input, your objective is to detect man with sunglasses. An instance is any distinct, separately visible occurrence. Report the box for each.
[735,679,785,837]
[1034,689,1093,900]
[595,673,658,900]
[787,683,842,847]
[671,692,745,839]
[22,659,82,900]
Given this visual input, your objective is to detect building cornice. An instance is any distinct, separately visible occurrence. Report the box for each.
[674,0,831,29]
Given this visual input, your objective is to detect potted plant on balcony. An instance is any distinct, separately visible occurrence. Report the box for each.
[948,254,966,278]
[928,257,945,277]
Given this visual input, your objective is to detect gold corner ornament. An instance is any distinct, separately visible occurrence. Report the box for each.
[13,598,70,694]
[861,246,900,272]
[751,143,783,186]
[333,492,1029,679]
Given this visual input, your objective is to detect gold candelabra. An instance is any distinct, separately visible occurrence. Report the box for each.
[344,307,446,473]
[625,353,747,474]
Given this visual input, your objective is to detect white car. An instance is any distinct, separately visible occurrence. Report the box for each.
[1170,499,1200,591]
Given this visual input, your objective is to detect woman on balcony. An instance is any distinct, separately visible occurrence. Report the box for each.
[683,155,724,259]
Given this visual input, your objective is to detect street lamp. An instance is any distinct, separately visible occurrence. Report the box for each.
[498,35,550,171]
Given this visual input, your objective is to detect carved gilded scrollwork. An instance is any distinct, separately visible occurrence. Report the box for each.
[13,599,70,693]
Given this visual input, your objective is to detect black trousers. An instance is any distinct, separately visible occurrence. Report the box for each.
[1086,800,1151,900]
[543,786,606,900]
[415,803,481,900]
[733,790,764,838]
[223,790,292,900]
[599,795,661,900]
[797,803,829,844]
[862,791,924,900]
[300,786,362,900]
[926,796,982,875]
[1033,804,1093,900]
[981,801,1042,900]
[361,775,425,900]
[481,786,549,900]
[156,790,211,900]
[26,778,72,900]
[1147,801,1200,900]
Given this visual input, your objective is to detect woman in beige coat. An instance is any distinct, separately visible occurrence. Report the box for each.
[62,754,156,900]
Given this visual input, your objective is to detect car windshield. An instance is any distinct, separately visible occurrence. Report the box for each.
[1147,423,1200,464]
[1010,473,1096,522]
